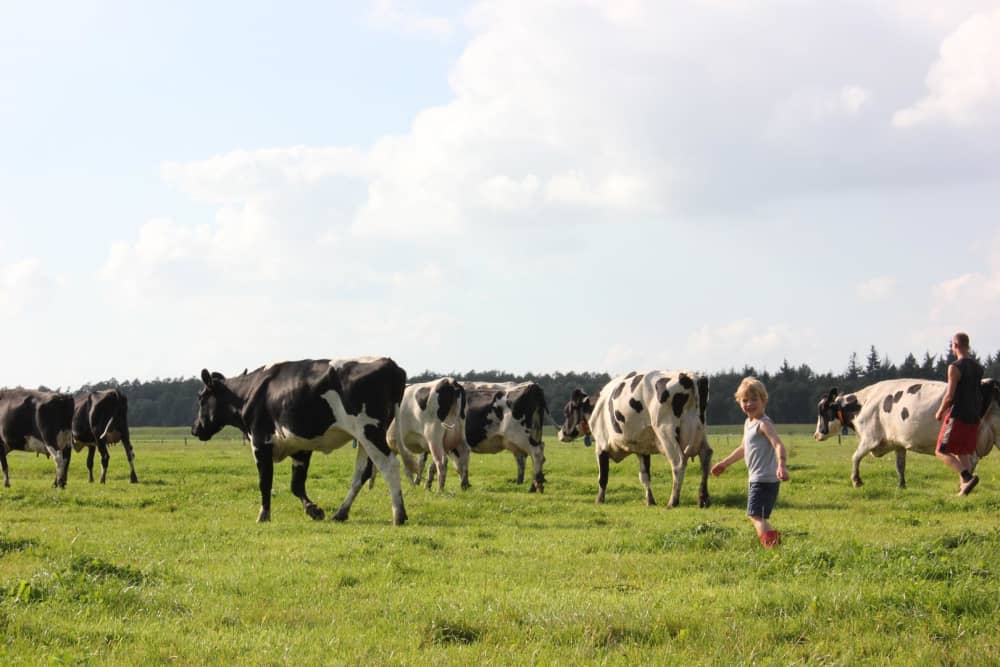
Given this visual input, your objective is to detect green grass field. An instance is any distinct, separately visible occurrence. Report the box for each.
[1,426,998,665]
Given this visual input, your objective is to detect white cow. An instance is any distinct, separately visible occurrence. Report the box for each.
[387,378,468,491]
[558,370,712,508]
[814,378,1000,488]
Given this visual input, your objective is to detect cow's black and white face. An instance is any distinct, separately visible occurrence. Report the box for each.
[557,389,593,443]
[814,388,861,441]
[191,369,231,441]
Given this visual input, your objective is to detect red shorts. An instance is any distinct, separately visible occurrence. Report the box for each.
[937,414,978,455]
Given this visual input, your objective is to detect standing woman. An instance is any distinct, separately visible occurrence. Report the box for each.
[935,332,984,495]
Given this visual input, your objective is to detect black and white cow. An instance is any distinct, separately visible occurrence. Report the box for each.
[558,371,712,508]
[191,357,416,524]
[69,389,137,484]
[451,381,548,492]
[0,388,75,488]
[814,378,1000,488]
[387,377,468,491]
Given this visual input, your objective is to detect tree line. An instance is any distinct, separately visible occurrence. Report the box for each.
[36,343,1000,427]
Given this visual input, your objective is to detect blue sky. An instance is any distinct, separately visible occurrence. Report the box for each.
[2,0,999,390]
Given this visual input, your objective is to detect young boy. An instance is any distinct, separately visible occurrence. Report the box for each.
[711,377,789,548]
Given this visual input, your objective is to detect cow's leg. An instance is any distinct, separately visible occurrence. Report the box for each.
[47,446,67,488]
[290,450,324,520]
[252,439,275,522]
[96,441,111,484]
[638,454,656,506]
[514,452,526,484]
[345,424,407,526]
[452,444,471,490]
[0,446,8,487]
[415,452,429,485]
[332,448,372,523]
[121,438,138,483]
[528,449,545,493]
[655,430,687,508]
[697,437,713,508]
[894,448,907,489]
[85,445,97,483]
[426,426,448,492]
[850,440,870,487]
[596,450,609,503]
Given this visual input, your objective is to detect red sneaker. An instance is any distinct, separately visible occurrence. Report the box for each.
[761,530,782,547]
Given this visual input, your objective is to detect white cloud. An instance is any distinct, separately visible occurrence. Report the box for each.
[856,276,896,302]
[0,257,53,313]
[893,9,1000,128]
[368,0,455,38]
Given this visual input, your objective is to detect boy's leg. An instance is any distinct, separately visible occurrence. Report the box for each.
[748,515,772,536]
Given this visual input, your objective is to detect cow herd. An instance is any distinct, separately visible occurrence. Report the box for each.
[3,357,999,526]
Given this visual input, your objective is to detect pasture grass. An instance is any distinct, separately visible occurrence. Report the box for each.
[1,426,998,665]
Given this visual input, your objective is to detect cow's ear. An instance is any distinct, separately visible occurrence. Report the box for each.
[827,387,839,401]
[201,369,213,386]
[571,388,586,402]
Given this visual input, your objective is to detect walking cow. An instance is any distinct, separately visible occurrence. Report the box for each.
[558,371,712,508]
[0,388,75,488]
[191,357,417,524]
[70,389,138,484]
[387,377,468,491]
[814,378,1000,488]
[455,381,548,492]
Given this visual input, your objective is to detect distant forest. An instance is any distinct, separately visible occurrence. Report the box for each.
[37,344,1000,427]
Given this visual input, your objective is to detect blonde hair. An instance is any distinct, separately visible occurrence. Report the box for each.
[734,377,768,404]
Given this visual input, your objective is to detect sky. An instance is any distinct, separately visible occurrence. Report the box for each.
[2,0,1000,390]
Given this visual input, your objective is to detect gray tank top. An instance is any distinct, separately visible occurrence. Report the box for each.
[744,415,779,483]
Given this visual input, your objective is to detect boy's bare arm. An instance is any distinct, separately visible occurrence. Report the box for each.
[711,445,744,476]
[760,420,789,481]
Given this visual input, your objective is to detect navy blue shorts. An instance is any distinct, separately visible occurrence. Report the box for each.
[747,482,780,519]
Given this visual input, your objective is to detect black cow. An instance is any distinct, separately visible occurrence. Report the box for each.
[69,389,137,484]
[191,357,412,524]
[437,381,547,492]
[0,388,75,488]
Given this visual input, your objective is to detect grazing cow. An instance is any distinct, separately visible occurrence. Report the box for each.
[191,357,417,524]
[814,378,1000,488]
[558,371,712,508]
[387,377,468,491]
[444,381,548,492]
[0,388,75,488]
[70,389,137,484]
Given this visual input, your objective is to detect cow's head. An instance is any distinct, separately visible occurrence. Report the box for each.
[192,368,239,441]
[814,388,860,441]
[558,388,595,442]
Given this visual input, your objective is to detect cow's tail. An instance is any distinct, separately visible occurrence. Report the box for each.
[530,385,547,448]
[390,403,420,484]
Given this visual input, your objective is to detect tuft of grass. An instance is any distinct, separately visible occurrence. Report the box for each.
[422,619,481,646]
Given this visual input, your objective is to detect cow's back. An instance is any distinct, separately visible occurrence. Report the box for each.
[464,381,545,452]
[851,379,946,454]
[591,370,704,459]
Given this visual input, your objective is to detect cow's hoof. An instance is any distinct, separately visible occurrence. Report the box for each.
[595,491,606,504]
[304,503,325,521]
[461,482,470,491]
[699,496,711,508]
[256,510,271,523]
[898,482,906,489]
[393,512,408,526]
[130,474,138,484]
[645,497,656,507]
[332,510,350,522]
[665,499,678,509]
[851,478,863,488]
